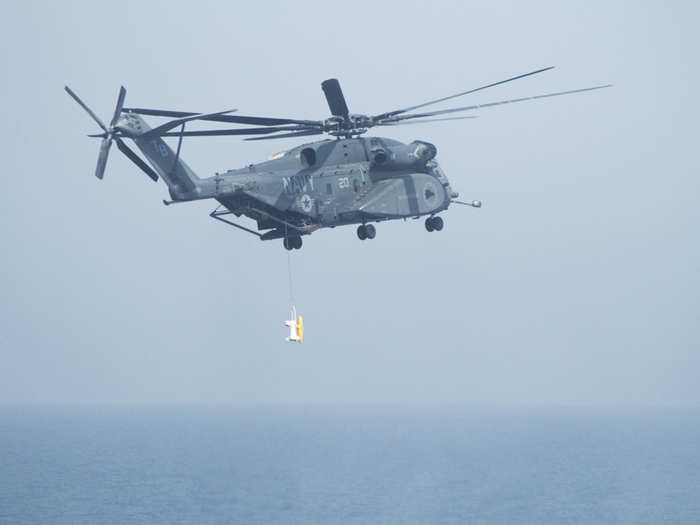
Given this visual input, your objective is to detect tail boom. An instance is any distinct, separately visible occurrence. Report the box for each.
[119,112,200,199]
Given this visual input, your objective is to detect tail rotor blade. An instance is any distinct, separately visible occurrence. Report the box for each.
[65,86,109,132]
[116,139,159,182]
[95,137,112,179]
[110,86,126,127]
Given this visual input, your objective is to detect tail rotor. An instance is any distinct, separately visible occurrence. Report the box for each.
[65,85,159,182]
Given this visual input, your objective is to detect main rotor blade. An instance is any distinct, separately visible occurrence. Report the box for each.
[123,107,321,127]
[143,109,238,136]
[123,108,193,118]
[381,84,612,123]
[373,66,555,120]
[245,129,324,141]
[95,137,112,179]
[321,79,349,119]
[377,116,478,126]
[116,139,159,182]
[159,125,319,137]
[65,86,109,132]
[110,86,126,127]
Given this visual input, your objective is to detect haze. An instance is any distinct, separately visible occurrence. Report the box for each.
[1,1,698,407]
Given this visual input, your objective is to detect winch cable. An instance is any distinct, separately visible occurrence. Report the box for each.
[286,225,295,307]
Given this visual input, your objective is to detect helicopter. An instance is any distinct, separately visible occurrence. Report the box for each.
[65,67,610,250]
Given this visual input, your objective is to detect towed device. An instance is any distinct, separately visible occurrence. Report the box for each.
[284,306,303,344]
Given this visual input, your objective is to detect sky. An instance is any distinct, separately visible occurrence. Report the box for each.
[1,1,698,406]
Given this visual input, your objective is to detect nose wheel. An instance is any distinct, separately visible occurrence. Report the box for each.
[357,224,376,240]
[425,216,444,232]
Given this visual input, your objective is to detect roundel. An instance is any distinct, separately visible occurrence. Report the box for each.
[423,181,439,204]
[299,193,314,213]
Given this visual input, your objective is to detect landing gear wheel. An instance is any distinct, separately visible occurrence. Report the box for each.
[364,224,376,239]
[283,237,293,250]
[357,225,367,240]
[292,236,302,250]
[426,216,443,232]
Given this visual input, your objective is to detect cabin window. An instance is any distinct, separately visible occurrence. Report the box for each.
[326,183,332,195]
[353,180,359,193]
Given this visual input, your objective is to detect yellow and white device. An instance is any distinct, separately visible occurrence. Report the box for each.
[284,306,303,343]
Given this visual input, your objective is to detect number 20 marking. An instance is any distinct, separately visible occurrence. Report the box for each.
[338,177,350,189]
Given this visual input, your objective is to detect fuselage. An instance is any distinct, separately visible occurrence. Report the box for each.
[182,136,458,239]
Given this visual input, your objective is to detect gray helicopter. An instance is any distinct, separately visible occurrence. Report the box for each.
[66,67,609,250]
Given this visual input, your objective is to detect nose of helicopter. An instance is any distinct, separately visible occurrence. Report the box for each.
[426,160,458,200]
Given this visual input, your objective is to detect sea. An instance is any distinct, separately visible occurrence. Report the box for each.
[0,406,698,524]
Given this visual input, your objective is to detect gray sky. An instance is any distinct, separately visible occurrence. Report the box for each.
[1,1,698,406]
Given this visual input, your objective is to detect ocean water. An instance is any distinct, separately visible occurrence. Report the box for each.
[0,406,698,524]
